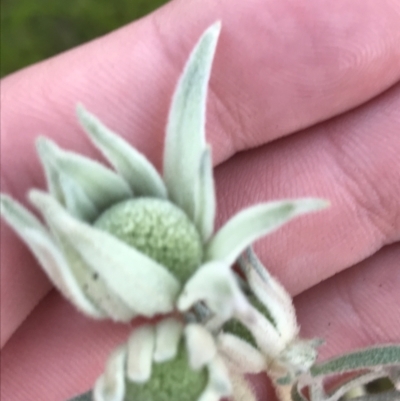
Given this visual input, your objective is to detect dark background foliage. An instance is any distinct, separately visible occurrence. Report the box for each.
[1,0,169,77]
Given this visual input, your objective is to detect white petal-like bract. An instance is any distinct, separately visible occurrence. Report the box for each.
[77,104,168,199]
[154,318,183,362]
[36,137,132,221]
[185,324,217,370]
[93,346,127,401]
[229,371,258,401]
[30,190,181,318]
[217,332,266,374]
[197,356,232,401]
[239,248,298,343]
[0,195,104,319]
[206,198,329,265]
[164,22,220,232]
[194,147,216,242]
[178,261,248,323]
[127,326,156,383]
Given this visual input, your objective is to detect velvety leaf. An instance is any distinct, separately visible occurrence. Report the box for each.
[311,345,400,377]
[328,371,389,401]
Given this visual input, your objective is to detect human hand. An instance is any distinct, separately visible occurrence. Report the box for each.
[1,0,399,400]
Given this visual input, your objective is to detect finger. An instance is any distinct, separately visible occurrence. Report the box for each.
[214,80,400,296]
[260,243,400,401]
[295,243,400,359]
[0,292,130,401]
[1,244,398,401]
[2,0,400,346]
[3,0,400,197]
[0,223,52,347]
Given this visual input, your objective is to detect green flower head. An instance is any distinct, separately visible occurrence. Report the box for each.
[94,318,231,401]
[0,22,327,323]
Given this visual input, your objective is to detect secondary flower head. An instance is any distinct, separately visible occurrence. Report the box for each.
[0,22,327,324]
[93,318,232,401]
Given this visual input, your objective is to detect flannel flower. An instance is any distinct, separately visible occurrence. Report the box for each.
[0,22,326,325]
[0,22,329,401]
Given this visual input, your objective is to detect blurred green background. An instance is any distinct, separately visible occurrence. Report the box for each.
[1,0,169,77]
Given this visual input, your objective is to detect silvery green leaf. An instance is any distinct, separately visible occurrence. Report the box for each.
[206,198,329,265]
[194,147,216,242]
[185,324,217,370]
[327,371,389,401]
[310,345,400,377]
[127,325,155,383]
[163,22,220,225]
[198,355,232,401]
[29,190,181,318]
[0,194,104,319]
[154,318,183,362]
[93,346,127,401]
[217,332,266,374]
[77,104,167,199]
[36,137,132,221]
[239,247,298,343]
[295,370,400,401]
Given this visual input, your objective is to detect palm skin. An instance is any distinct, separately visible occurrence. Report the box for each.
[1,0,399,400]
